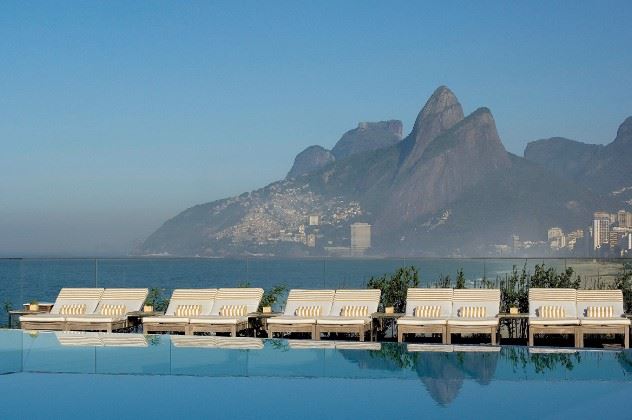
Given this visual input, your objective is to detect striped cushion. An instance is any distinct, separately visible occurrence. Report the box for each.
[219,305,247,317]
[175,304,202,317]
[414,306,441,318]
[59,304,87,315]
[295,306,321,317]
[99,304,126,316]
[340,306,369,317]
[586,306,614,318]
[539,306,565,318]
[459,307,486,318]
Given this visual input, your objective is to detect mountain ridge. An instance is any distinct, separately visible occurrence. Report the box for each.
[136,87,628,257]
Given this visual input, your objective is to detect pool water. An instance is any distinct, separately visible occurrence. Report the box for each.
[1,330,631,418]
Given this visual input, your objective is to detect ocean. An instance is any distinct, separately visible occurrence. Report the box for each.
[0,257,628,325]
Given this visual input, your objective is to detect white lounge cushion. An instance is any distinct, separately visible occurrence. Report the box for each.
[397,316,446,326]
[447,318,499,327]
[142,316,190,324]
[267,316,316,325]
[529,317,579,325]
[65,314,126,323]
[580,318,631,326]
[316,316,370,325]
[188,316,247,325]
[20,314,66,323]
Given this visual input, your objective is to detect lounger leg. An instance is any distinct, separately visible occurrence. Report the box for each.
[491,327,497,346]
[107,325,112,333]
[445,327,452,344]
[268,328,274,339]
[314,325,320,341]
[528,328,534,346]
[359,326,364,342]
[231,325,237,337]
[576,328,584,348]
[398,328,404,343]
[625,327,629,349]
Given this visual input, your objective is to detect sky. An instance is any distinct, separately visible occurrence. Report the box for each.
[1,1,631,256]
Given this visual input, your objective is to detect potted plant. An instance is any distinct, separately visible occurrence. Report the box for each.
[29,300,39,312]
[259,284,287,313]
[144,288,169,313]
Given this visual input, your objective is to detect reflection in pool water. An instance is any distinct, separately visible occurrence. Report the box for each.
[1,330,631,417]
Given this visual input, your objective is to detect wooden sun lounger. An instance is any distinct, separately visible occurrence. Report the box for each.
[397,288,453,343]
[315,289,381,342]
[143,289,217,334]
[447,289,500,345]
[187,288,263,336]
[576,290,630,348]
[65,288,149,333]
[267,289,335,339]
[528,288,579,347]
[20,288,104,331]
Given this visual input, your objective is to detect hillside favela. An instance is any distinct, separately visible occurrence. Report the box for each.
[1,2,632,419]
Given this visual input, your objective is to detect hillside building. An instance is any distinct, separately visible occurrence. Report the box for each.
[350,223,371,256]
[593,212,611,250]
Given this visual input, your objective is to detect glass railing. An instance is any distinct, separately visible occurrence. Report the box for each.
[1,257,630,326]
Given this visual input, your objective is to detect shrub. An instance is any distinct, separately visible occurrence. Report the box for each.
[367,266,419,313]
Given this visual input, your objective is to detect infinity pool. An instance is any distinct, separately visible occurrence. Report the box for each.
[1,330,631,418]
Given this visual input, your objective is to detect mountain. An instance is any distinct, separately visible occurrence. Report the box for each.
[137,86,622,257]
[331,120,403,160]
[524,117,632,203]
[286,146,335,179]
[286,120,403,179]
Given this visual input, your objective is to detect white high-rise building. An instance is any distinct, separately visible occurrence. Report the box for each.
[350,223,371,255]
[593,212,611,250]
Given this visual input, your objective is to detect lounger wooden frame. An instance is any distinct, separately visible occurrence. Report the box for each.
[528,288,579,347]
[266,289,334,339]
[20,319,67,331]
[397,288,453,343]
[268,323,316,339]
[315,289,380,342]
[398,324,447,343]
[576,290,630,349]
[446,324,498,345]
[315,322,373,342]
[188,320,250,337]
[64,319,128,333]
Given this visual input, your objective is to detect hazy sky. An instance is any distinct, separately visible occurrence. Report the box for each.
[1,1,631,256]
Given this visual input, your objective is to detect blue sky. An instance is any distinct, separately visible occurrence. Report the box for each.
[1,1,631,255]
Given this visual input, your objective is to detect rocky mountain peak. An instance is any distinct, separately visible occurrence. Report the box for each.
[331,120,403,160]
[612,116,632,147]
[286,145,335,179]
[401,86,465,167]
